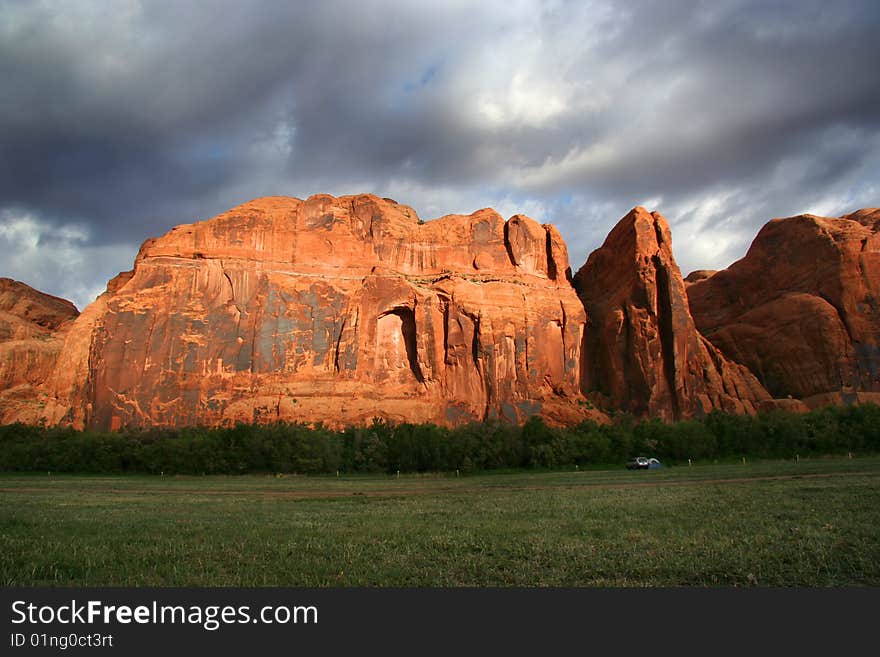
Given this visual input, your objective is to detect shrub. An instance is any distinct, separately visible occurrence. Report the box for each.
[1,404,878,474]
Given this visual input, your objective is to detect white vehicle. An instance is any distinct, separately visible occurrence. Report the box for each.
[626,456,662,470]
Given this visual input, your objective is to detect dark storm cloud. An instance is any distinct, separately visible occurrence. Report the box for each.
[503,2,880,185]
[1,0,879,308]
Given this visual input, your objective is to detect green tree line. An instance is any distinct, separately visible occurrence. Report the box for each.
[1,404,878,475]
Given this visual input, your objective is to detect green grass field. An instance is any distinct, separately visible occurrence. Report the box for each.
[2,456,879,586]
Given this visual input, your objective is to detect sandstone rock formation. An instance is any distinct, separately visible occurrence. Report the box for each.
[683,270,717,285]
[573,207,770,421]
[33,194,595,430]
[3,197,878,430]
[0,278,79,424]
[687,208,880,407]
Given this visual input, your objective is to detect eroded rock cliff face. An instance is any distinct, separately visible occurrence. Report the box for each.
[0,278,79,424]
[687,208,880,407]
[573,208,770,421]
[36,194,594,430]
[3,197,877,430]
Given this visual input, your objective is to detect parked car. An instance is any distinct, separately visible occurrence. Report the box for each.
[626,456,662,470]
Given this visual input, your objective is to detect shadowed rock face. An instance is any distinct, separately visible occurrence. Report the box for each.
[573,208,770,421]
[25,194,595,430]
[0,278,79,424]
[0,278,78,334]
[687,208,880,406]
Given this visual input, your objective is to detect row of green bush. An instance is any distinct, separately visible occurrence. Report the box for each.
[1,404,879,475]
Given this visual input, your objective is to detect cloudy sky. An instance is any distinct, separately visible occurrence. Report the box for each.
[1,0,878,310]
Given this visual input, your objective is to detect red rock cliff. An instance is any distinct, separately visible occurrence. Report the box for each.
[573,208,770,420]
[5,197,876,429]
[35,194,596,430]
[0,278,79,424]
[687,208,880,406]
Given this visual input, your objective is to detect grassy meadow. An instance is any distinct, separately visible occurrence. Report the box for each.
[2,456,879,587]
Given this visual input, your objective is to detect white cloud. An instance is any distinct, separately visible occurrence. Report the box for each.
[0,209,137,311]
[504,141,619,190]
[654,189,754,276]
[474,71,600,131]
